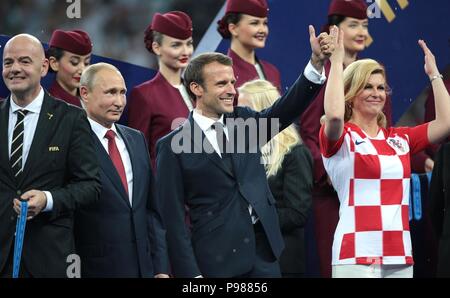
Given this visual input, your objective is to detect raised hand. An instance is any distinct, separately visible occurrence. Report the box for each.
[418,39,440,78]
[309,25,335,71]
[329,26,345,65]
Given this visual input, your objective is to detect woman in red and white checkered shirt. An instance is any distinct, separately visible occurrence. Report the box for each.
[319,27,450,278]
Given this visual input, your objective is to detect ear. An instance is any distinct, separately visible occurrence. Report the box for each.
[152,41,161,56]
[48,56,59,72]
[79,85,89,103]
[41,58,49,77]
[190,82,203,98]
[228,23,239,38]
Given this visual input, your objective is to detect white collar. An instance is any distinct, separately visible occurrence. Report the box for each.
[192,109,225,131]
[87,117,121,141]
[9,87,44,114]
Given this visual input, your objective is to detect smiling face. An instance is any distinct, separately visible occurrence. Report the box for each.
[2,35,49,102]
[338,17,369,54]
[229,14,269,49]
[153,34,194,70]
[50,50,91,94]
[192,61,236,119]
[351,73,387,119]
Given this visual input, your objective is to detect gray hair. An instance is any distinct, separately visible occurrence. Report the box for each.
[80,62,122,91]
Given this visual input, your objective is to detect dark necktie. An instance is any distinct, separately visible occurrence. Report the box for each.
[105,130,128,194]
[212,122,229,157]
[10,109,29,179]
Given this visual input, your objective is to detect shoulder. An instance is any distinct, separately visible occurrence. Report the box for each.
[117,124,143,138]
[48,94,85,118]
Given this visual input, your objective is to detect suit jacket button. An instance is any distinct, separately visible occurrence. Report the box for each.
[17,190,22,196]
[10,215,15,221]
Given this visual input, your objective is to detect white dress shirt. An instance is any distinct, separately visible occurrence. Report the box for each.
[88,118,134,206]
[8,88,54,211]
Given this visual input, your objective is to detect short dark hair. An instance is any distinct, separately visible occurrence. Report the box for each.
[183,52,232,100]
[46,47,65,73]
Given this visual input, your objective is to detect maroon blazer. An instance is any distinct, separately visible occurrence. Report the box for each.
[299,60,393,185]
[127,72,193,169]
[48,81,82,107]
[227,49,282,105]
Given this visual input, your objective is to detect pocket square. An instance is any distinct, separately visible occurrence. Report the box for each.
[48,146,60,152]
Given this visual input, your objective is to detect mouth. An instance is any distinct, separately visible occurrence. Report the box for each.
[254,34,266,41]
[73,77,81,82]
[9,76,25,81]
[109,110,123,115]
[220,97,234,105]
[179,58,189,64]
[354,39,365,45]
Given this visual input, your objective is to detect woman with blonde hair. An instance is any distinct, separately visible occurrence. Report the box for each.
[321,27,450,278]
[238,79,313,277]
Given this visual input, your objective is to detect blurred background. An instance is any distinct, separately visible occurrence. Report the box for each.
[0,0,225,69]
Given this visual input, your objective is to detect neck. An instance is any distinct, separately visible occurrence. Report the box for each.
[159,63,182,86]
[231,40,256,65]
[349,113,379,137]
[11,86,41,108]
[344,50,358,68]
[194,106,221,121]
[56,78,77,96]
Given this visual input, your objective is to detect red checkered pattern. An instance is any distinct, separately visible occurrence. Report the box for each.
[319,122,429,265]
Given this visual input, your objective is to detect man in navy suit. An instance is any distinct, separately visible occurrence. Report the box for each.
[156,27,334,277]
[75,63,169,278]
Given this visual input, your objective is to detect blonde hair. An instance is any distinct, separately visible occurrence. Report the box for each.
[238,80,301,177]
[343,59,389,127]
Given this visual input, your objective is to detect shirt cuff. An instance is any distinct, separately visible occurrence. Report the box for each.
[43,191,53,212]
[304,61,326,85]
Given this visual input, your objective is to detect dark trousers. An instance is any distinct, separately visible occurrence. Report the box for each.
[236,221,281,278]
[0,245,32,278]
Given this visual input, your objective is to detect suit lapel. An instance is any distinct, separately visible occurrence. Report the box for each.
[187,114,234,178]
[20,93,56,185]
[116,125,136,208]
[92,131,131,209]
[0,98,16,188]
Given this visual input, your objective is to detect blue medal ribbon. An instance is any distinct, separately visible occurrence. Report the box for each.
[411,174,422,221]
[13,201,28,278]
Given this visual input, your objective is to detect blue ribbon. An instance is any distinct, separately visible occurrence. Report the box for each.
[13,201,28,278]
[411,174,422,221]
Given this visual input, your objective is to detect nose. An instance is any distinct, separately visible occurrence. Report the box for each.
[181,44,193,56]
[10,61,21,74]
[227,83,236,96]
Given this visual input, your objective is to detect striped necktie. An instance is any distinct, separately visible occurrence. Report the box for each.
[10,109,29,179]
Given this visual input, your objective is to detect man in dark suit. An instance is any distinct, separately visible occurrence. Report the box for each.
[156,27,333,278]
[0,34,101,277]
[429,142,450,277]
[74,63,170,278]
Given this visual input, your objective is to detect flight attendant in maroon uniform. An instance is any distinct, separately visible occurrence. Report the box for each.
[128,11,194,170]
[47,29,92,107]
[299,0,392,278]
[217,0,281,103]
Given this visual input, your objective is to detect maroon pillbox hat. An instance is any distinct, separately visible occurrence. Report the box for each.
[144,11,193,54]
[49,29,92,55]
[328,0,369,19]
[217,0,269,39]
[225,0,269,17]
